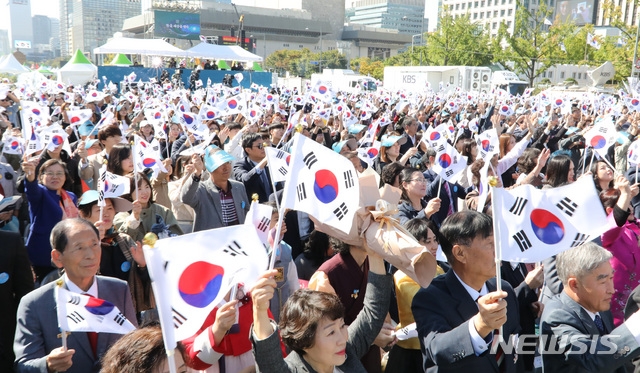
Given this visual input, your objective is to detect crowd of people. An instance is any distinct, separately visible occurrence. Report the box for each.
[2,72,640,373]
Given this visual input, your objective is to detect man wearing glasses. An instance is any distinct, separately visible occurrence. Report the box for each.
[233,132,274,202]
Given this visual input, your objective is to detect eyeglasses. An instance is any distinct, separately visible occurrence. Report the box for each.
[44,172,65,177]
[410,178,427,184]
[253,143,264,149]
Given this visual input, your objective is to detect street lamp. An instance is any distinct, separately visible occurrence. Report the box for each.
[250,33,267,61]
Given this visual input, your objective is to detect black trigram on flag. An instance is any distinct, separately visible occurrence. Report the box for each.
[513,230,532,252]
[297,183,307,201]
[445,169,454,178]
[278,166,287,176]
[113,312,127,326]
[256,217,270,232]
[68,295,81,306]
[556,197,577,217]
[172,307,187,329]
[67,311,85,324]
[598,126,608,133]
[224,240,248,256]
[275,150,286,159]
[509,197,528,216]
[303,152,318,169]
[333,202,349,220]
[436,144,446,153]
[344,170,354,188]
[570,233,589,247]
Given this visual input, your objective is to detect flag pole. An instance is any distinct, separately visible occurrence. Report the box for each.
[588,150,596,172]
[437,177,443,201]
[489,179,504,340]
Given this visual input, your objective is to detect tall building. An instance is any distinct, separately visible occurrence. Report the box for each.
[0,0,34,55]
[59,0,142,58]
[345,0,426,35]
[32,15,53,45]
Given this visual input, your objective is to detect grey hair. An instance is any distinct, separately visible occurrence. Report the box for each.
[556,242,612,285]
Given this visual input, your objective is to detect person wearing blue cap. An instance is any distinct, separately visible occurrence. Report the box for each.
[180,147,250,232]
[372,132,416,175]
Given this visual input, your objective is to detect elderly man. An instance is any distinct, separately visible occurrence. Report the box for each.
[541,242,640,373]
[180,146,250,231]
[412,210,522,372]
[14,218,137,373]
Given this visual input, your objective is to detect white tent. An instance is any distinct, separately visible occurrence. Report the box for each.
[186,43,263,62]
[0,54,30,74]
[93,37,189,57]
[57,50,98,86]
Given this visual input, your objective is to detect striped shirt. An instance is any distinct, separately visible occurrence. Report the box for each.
[219,185,239,226]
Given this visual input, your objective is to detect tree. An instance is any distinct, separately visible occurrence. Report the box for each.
[351,57,384,80]
[425,10,493,66]
[503,1,572,86]
[265,48,347,78]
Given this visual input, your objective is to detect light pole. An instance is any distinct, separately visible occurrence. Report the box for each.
[251,33,268,62]
[411,34,421,66]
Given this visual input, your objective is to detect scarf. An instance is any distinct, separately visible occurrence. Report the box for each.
[59,189,78,219]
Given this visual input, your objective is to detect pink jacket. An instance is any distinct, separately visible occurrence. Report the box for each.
[601,211,640,326]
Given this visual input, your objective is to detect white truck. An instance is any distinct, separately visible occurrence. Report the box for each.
[383,66,492,93]
[383,66,529,94]
[310,69,377,93]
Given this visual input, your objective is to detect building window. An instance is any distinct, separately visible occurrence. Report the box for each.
[578,72,582,79]
[493,22,497,29]
[494,10,498,16]
[283,43,289,47]
[461,3,465,8]
[475,1,479,6]
[542,72,546,77]
[474,12,478,18]
[480,12,484,18]
[572,72,576,79]
[487,11,491,16]
[560,71,565,79]
[508,9,512,15]
[507,21,512,27]
[481,0,485,5]
[501,9,505,15]
[454,4,458,9]
[299,45,303,47]
[549,72,553,78]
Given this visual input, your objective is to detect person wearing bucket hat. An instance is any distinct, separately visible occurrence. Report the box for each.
[180,146,250,231]
[372,132,416,175]
[76,190,154,313]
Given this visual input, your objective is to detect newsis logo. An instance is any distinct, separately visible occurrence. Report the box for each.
[490,334,621,355]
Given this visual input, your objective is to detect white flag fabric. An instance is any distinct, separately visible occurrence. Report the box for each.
[234,73,244,83]
[587,32,601,49]
[20,101,48,132]
[476,162,491,213]
[218,95,247,116]
[55,286,136,334]
[265,147,291,183]
[431,142,467,182]
[357,141,382,167]
[245,200,273,248]
[40,124,71,154]
[281,133,359,235]
[583,116,617,157]
[133,136,167,178]
[492,177,608,263]
[2,136,23,155]
[142,225,268,345]
[310,81,335,103]
[629,139,640,167]
[475,128,499,162]
[98,165,131,206]
[24,127,43,158]
[67,109,93,128]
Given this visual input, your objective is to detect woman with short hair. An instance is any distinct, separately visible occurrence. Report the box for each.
[251,245,392,373]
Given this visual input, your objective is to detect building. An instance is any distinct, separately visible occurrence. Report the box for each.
[59,0,143,58]
[31,15,60,60]
[345,0,426,35]
[120,0,411,63]
[0,0,34,56]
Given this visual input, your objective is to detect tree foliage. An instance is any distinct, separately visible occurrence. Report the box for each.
[265,48,347,78]
[350,57,385,80]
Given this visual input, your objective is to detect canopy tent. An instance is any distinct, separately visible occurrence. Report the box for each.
[94,37,188,57]
[110,53,133,66]
[252,62,264,72]
[57,49,97,86]
[186,43,263,62]
[0,54,30,74]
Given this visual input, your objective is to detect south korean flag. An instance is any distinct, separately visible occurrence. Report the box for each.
[475,128,499,162]
[281,133,359,234]
[493,177,608,263]
[431,142,467,182]
[143,225,268,346]
[265,147,291,183]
